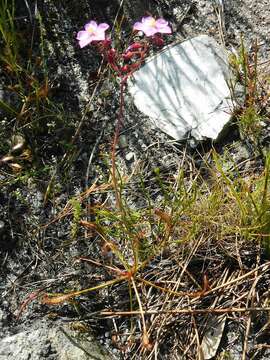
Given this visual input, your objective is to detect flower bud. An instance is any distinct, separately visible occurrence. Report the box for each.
[151,35,164,47]
[120,65,130,73]
[107,48,117,64]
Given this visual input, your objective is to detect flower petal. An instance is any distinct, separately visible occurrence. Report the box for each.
[155,18,168,27]
[78,36,92,48]
[85,21,97,31]
[156,25,172,34]
[76,30,89,40]
[155,18,171,34]
[98,23,110,31]
[143,26,158,36]
[134,20,157,36]
[142,16,154,24]
[133,21,144,31]
[91,29,106,41]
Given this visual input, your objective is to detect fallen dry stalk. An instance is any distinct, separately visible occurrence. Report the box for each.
[101,306,270,317]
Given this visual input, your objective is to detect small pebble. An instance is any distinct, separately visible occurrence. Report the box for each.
[125,152,134,161]
[118,135,128,148]
[0,220,5,232]
[11,142,25,155]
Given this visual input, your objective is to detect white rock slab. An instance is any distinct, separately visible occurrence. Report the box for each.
[128,35,236,141]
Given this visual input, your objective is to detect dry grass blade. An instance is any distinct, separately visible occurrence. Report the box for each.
[131,277,151,351]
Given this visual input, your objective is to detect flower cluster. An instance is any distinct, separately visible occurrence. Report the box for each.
[76,16,172,79]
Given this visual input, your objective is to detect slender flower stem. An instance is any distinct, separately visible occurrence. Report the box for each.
[111,77,126,210]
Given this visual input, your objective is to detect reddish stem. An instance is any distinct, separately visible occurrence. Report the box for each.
[98,41,149,210]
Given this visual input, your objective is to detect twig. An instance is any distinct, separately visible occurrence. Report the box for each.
[254,344,270,349]
[212,0,226,45]
[242,254,261,359]
[85,107,106,190]
[192,314,203,360]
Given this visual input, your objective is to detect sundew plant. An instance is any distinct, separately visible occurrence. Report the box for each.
[39,16,173,349]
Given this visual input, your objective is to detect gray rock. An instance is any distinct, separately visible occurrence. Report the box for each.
[129,35,240,141]
[0,320,111,360]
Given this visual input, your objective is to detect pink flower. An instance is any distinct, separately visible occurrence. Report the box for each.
[76,21,109,48]
[133,16,172,37]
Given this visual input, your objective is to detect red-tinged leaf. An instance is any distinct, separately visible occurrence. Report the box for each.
[154,209,171,225]
[128,42,143,51]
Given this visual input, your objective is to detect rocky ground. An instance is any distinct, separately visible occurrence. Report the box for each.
[0,0,270,359]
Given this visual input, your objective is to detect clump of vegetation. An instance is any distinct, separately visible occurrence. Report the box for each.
[38,148,270,357]
[36,22,270,356]
[0,0,75,182]
[0,0,49,120]
[70,197,82,239]
[230,38,269,149]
